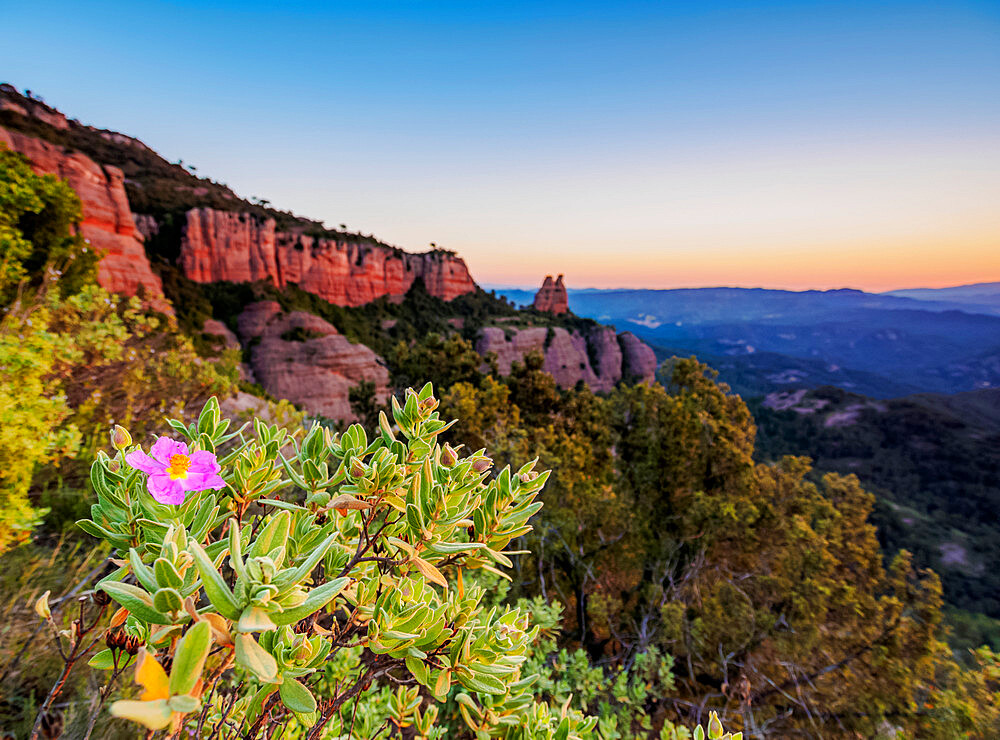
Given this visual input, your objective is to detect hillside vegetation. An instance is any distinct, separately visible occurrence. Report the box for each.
[752,386,1000,640]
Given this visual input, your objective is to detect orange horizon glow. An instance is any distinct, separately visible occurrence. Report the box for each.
[465,226,1000,294]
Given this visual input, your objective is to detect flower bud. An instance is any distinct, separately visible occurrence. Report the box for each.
[34,590,52,621]
[106,627,127,650]
[122,633,143,655]
[110,425,132,451]
[92,589,111,606]
[440,444,457,467]
[471,456,492,474]
[350,459,365,478]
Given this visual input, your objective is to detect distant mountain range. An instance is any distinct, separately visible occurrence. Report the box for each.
[493,283,1000,397]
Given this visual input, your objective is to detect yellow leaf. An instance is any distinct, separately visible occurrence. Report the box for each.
[108,607,129,629]
[135,648,170,701]
[329,494,373,511]
[110,699,173,730]
[201,612,233,646]
[411,556,448,590]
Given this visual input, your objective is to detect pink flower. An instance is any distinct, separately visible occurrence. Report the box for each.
[125,437,225,505]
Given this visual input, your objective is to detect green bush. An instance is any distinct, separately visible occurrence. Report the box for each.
[38,388,606,738]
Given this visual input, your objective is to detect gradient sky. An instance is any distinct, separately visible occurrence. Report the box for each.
[3,0,999,291]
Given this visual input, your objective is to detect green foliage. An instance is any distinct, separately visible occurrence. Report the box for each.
[280,326,327,342]
[0,143,97,304]
[435,356,968,736]
[751,385,1000,619]
[64,387,612,737]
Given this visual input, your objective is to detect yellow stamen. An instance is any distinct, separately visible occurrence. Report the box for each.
[166,453,191,481]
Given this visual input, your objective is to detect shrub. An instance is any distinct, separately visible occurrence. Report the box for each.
[40,386,605,738]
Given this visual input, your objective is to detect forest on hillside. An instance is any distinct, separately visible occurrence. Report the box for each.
[4,142,1000,739]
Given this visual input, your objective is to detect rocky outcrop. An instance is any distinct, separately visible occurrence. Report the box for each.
[179,207,476,306]
[0,125,169,311]
[533,275,568,314]
[202,319,241,351]
[235,301,390,420]
[476,324,655,392]
[618,331,658,382]
[0,85,69,129]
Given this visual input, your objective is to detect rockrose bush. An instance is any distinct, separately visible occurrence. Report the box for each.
[30,385,606,739]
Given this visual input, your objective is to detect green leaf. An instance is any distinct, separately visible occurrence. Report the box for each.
[405,656,430,687]
[554,718,570,740]
[237,605,278,633]
[187,539,242,620]
[76,519,115,541]
[99,581,173,625]
[152,587,184,615]
[88,649,116,670]
[153,558,183,590]
[229,519,249,582]
[169,620,212,697]
[708,713,724,740]
[257,498,307,511]
[167,694,201,714]
[281,532,338,587]
[250,510,291,558]
[458,671,506,696]
[128,549,159,592]
[272,577,349,626]
[279,677,317,714]
[235,633,278,682]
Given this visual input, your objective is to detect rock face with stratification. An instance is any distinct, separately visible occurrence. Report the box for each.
[235,301,390,420]
[0,125,169,311]
[532,274,569,314]
[476,324,656,392]
[179,207,477,306]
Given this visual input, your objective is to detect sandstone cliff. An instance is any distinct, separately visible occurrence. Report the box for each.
[533,274,569,314]
[476,324,656,392]
[236,301,390,420]
[179,207,476,306]
[0,125,169,311]
[618,331,658,382]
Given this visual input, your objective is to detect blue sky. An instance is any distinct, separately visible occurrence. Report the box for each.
[3,0,999,289]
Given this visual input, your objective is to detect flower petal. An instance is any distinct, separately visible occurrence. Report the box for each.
[182,471,227,492]
[124,449,163,475]
[184,452,226,491]
[188,451,221,474]
[149,437,189,465]
[148,473,187,505]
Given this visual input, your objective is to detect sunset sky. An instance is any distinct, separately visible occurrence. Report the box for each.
[3,0,999,291]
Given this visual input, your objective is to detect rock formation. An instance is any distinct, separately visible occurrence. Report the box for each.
[618,331,658,382]
[179,207,477,306]
[476,324,656,392]
[0,125,169,311]
[235,301,390,420]
[533,275,568,314]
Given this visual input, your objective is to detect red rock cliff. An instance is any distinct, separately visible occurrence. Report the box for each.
[235,301,390,420]
[0,126,168,310]
[533,274,569,314]
[476,324,656,392]
[180,207,476,306]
